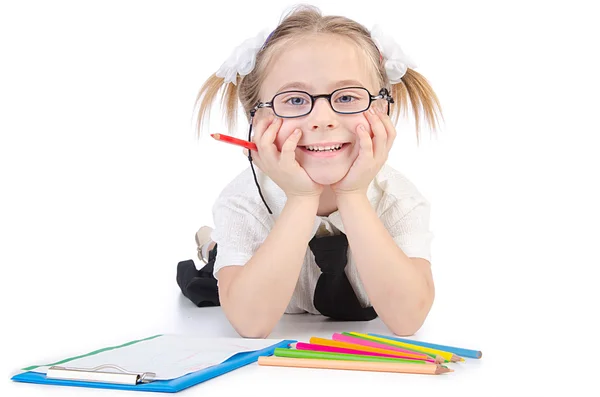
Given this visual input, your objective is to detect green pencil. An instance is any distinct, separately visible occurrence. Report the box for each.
[274,348,434,365]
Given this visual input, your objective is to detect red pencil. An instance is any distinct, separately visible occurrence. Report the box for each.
[211,133,257,151]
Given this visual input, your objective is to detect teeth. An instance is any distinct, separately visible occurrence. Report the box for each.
[306,144,343,152]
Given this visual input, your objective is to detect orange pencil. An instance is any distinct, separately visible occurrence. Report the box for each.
[211,133,257,151]
[258,356,452,375]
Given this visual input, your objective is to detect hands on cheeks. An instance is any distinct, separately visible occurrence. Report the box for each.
[242,105,395,199]
[330,106,397,196]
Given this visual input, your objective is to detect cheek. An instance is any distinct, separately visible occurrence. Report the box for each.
[346,114,370,137]
[274,124,296,151]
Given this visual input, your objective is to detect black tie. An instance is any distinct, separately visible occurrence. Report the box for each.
[309,232,378,321]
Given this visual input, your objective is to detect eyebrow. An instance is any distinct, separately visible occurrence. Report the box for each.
[276,79,366,93]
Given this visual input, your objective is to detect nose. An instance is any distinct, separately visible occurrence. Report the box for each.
[308,97,338,131]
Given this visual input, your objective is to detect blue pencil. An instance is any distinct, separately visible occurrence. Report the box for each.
[367,333,482,359]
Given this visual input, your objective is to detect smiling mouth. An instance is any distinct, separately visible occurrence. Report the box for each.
[298,142,351,152]
[297,142,352,158]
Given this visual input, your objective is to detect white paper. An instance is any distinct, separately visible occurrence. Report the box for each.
[31,334,284,380]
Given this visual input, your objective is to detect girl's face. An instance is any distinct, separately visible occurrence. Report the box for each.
[257,34,387,186]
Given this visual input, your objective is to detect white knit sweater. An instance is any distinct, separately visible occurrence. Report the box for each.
[209,163,433,314]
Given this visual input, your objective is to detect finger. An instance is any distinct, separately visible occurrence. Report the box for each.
[365,108,387,161]
[281,129,302,166]
[251,114,275,143]
[376,106,397,150]
[261,116,282,148]
[243,145,261,163]
[248,147,265,171]
[257,117,281,157]
[357,124,373,157]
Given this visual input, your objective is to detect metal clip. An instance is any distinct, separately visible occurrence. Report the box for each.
[47,364,156,385]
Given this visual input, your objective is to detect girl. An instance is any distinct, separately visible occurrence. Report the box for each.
[178,5,443,338]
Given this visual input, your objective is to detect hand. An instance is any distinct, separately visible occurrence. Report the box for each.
[331,106,396,196]
[243,115,324,199]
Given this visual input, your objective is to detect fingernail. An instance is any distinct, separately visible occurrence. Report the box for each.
[369,108,375,114]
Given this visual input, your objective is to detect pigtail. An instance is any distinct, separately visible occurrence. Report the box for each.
[193,73,242,139]
[392,69,445,144]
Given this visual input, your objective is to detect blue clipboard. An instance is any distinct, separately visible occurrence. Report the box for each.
[12,339,295,393]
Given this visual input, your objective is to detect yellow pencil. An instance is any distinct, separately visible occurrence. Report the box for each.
[348,332,463,363]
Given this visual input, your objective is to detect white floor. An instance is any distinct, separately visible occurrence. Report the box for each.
[4,267,596,396]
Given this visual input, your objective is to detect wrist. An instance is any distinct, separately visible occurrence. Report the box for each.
[335,192,369,209]
[285,194,320,210]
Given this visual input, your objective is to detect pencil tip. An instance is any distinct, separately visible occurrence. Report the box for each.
[436,366,454,374]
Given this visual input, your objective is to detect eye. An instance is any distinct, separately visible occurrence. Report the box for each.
[285,97,308,106]
[336,95,357,103]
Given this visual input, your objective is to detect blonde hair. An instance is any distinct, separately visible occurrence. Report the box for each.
[193,4,444,143]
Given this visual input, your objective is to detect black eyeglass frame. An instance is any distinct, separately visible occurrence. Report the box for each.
[246,87,395,215]
[251,87,394,119]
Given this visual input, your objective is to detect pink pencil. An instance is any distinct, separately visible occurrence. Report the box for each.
[293,342,429,363]
[332,333,437,363]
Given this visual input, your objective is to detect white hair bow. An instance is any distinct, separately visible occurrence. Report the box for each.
[215,25,416,86]
[215,29,271,85]
[370,24,417,83]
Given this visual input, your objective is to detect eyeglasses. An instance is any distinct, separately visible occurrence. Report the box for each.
[246,86,394,216]
[250,87,394,118]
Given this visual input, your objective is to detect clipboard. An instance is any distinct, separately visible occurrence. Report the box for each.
[12,337,295,393]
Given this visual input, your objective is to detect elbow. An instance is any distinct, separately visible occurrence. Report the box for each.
[222,302,278,339]
[390,323,421,337]
[234,323,274,339]
[388,293,435,337]
[221,303,276,338]
[225,304,276,339]
[388,312,424,336]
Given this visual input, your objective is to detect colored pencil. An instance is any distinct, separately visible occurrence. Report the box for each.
[341,333,445,363]
[332,333,437,363]
[368,333,482,359]
[275,348,430,365]
[211,133,257,151]
[292,342,430,363]
[309,337,429,362]
[347,332,462,363]
[258,356,453,375]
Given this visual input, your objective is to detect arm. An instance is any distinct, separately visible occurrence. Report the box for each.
[336,194,435,336]
[217,196,319,338]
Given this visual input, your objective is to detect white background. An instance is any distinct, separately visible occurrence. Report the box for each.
[1,1,599,396]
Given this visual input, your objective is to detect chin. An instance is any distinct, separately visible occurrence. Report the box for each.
[305,167,349,185]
